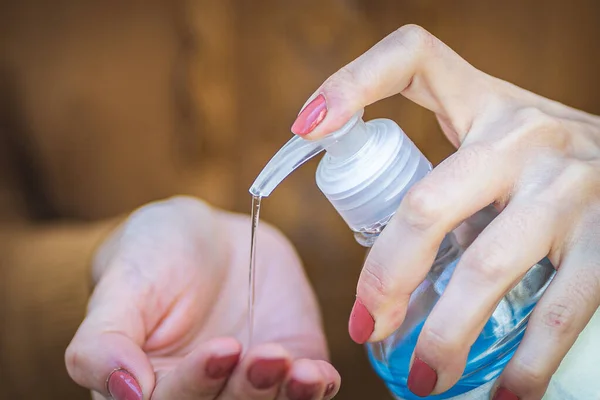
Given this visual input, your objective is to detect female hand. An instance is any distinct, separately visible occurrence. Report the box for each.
[291,24,600,399]
[65,196,340,400]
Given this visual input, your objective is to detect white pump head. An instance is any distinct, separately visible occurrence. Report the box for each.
[249,110,367,197]
[249,109,432,233]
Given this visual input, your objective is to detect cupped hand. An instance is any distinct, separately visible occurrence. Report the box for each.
[291,24,600,399]
[65,196,340,400]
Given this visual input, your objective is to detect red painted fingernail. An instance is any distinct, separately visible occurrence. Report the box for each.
[107,369,142,400]
[324,382,336,397]
[247,358,288,390]
[493,387,519,400]
[348,298,375,344]
[286,379,320,400]
[407,358,437,397]
[291,94,327,135]
[206,353,240,379]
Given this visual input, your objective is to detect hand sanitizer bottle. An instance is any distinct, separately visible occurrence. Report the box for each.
[250,109,555,399]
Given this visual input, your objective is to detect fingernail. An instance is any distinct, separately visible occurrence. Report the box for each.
[348,298,375,344]
[407,358,437,397]
[107,369,142,400]
[291,94,327,135]
[247,358,288,390]
[206,353,240,379]
[493,387,519,400]
[324,382,336,397]
[286,379,320,400]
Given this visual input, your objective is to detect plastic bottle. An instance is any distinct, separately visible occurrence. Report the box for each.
[249,109,555,399]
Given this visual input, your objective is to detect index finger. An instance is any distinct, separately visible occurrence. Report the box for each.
[291,24,493,143]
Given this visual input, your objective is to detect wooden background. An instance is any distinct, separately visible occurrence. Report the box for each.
[0,0,599,398]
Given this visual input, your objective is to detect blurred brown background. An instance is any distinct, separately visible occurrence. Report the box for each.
[0,0,599,399]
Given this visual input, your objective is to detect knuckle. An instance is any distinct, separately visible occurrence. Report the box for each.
[562,160,598,188]
[64,344,77,374]
[456,142,494,163]
[64,343,85,383]
[443,143,495,176]
[515,107,559,131]
[534,298,580,337]
[546,159,600,206]
[506,361,550,390]
[462,243,508,284]
[324,65,369,101]
[360,256,391,301]
[505,107,566,147]
[321,64,372,118]
[540,303,577,335]
[475,257,506,284]
[401,183,442,232]
[324,65,357,91]
[418,325,462,360]
[394,24,438,54]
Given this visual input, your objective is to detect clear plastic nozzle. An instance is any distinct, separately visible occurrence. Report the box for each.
[249,110,366,197]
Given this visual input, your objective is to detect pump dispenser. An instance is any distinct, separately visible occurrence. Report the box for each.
[250,111,555,400]
[250,110,431,246]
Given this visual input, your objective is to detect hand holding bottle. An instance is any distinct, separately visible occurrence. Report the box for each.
[65,196,339,400]
[292,25,600,399]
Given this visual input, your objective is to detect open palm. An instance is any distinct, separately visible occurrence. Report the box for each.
[66,197,340,400]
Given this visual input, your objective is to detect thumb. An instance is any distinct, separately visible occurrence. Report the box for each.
[65,274,154,400]
[66,197,225,399]
[290,24,491,142]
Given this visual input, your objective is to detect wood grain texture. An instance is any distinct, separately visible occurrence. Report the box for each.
[0,1,599,398]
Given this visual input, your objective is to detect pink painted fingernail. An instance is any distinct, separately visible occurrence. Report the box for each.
[107,369,142,400]
[407,358,437,397]
[206,353,240,379]
[348,298,375,344]
[493,387,519,400]
[291,94,327,135]
[247,358,288,390]
[286,378,320,400]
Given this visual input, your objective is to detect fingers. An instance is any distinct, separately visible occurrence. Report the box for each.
[82,337,339,400]
[151,337,242,400]
[493,230,600,400]
[291,24,492,140]
[218,343,292,399]
[65,297,153,400]
[407,198,559,396]
[349,143,518,344]
[277,359,332,400]
[215,343,339,400]
[312,360,341,400]
[403,165,600,397]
